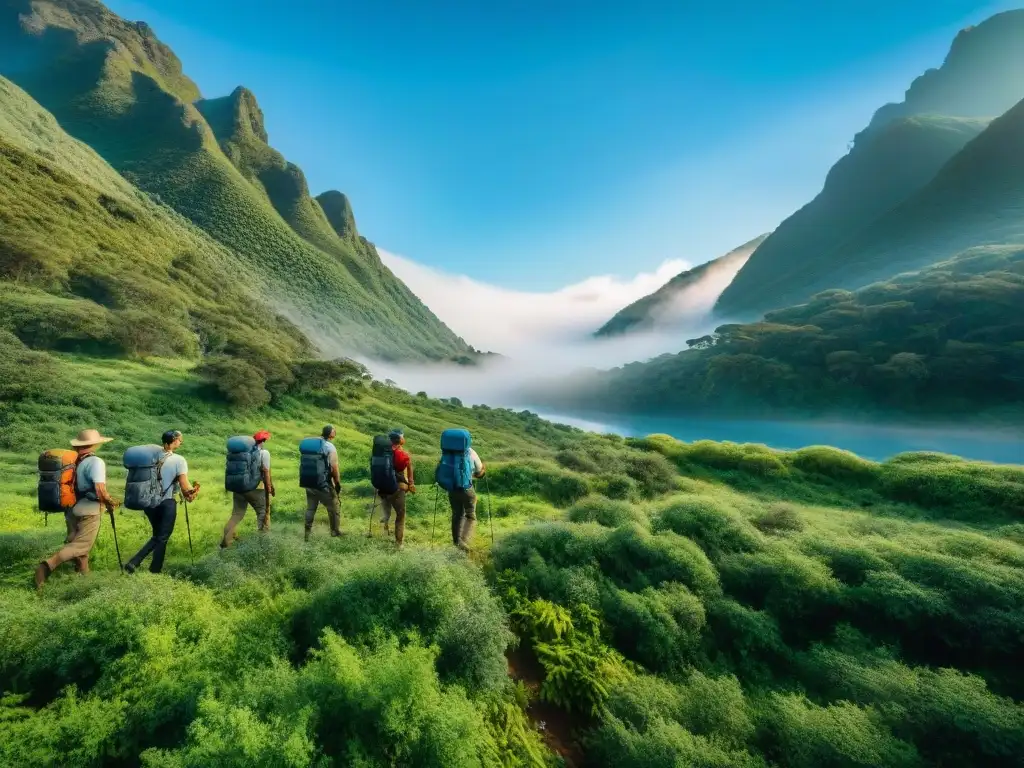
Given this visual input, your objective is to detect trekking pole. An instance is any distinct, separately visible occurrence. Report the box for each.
[484,475,494,546]
[108,508,124,572]
[367,492,378,537]
[183,494,195,566]
[430,484,439,546]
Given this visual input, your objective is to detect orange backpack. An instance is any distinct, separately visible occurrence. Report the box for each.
[38,449,81,513]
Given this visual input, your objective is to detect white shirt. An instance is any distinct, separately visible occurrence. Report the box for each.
[469,448,483,475]
[323,440,339,469]
[259,447,271,471]
[159,452,188,501]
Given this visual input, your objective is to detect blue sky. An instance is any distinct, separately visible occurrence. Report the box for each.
[107,0,1014,290]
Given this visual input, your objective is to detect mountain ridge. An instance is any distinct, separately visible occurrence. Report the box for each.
[0,0,471,362]
[715,9,1024,318]
[595,233,769,338]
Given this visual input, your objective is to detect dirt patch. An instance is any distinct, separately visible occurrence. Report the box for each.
[507,647,586,767]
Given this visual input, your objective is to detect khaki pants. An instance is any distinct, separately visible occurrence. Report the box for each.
[305,488,340,536]
[380,489,407,545]
[46,505,101,572]
[222,490,269,547]
[449,487,477,550]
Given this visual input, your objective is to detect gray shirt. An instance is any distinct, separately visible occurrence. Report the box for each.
[74,455,106,516]
[159,452,188,501]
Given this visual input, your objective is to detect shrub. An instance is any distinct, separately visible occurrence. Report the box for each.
[592,473,638,500]
[586,715,766,768]
[753,502,805,534]
[756,693,920,768]
[653,495,763,559]
[554,448,600,474]
[623,452,678,497]
[486,461,590,507]
[195,356,270,409]
[718,548,841,636]
[681,441,789,477]
[292,551,513,693]
[876,456,1024,523]
[567,495,645,528]
[790,446,877,483]
[601,584,705,673]
[596,526,721,599]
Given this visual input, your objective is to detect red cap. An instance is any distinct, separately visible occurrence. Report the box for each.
[253,430,271,442]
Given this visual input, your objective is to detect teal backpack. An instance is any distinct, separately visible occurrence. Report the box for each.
[435,429,473,492]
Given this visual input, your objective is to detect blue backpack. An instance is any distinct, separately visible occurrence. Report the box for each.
[225,436,262,493]
[123,444,168,510]
[299,437,332,490]
[435,429,474,492]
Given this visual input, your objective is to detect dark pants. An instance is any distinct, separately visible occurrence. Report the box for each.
[449,487,477,550]
[127,499,177,573]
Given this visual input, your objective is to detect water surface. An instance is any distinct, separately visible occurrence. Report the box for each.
[531,411,1024,464]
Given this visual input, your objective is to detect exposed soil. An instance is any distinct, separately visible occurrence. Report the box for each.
[506,647,585,767]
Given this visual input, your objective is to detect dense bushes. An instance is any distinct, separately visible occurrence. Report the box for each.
[567,495,644,528]
[485,462,590,507]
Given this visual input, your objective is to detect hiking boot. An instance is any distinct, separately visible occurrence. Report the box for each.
[304,529,311,542]
[331,530,343,538]
[396,541,405,552]
[125,562,137,575]
[383,523,390,536]
[34,561,51,590]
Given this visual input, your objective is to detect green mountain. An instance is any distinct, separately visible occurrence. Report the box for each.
[716,9,1024,318]
[532,245,1024,420]
[0,74,309,373]
[0,0,470,362]
[595,234,769,338]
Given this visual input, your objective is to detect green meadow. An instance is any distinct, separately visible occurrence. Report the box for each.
[1,353,1022,767]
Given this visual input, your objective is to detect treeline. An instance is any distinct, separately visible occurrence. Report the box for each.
[539,246,1024,419]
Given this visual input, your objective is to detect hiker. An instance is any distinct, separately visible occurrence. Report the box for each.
[125,430,199,574]
[35,429,119,589]
[435,429,485,552]
[378,429,415,549]
[302,425,342,540]
[220,430,273,548]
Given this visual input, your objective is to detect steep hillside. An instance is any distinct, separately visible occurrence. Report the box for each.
[807,96,1024,293]
[0,0,470,361]
[595,234,768,337]
[531,245,1024,420]
[0,75,310,376]
[716,9,1024,318]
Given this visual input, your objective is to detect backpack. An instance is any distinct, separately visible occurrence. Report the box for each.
[369,435,399,495]
[299,437,331,490]
[225,436,262,493]
[435,429,474,492]
[123,444,168,510]
[37,449,81,513]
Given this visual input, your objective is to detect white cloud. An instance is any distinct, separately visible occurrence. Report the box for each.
[366,249,738,407]
[380,249,686,353]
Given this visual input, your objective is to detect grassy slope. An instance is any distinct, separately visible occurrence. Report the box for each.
[0,353,1022,766]
[0,0,469,361]
[0,75,310,365]
[531,245,1024,421]
[595,234,768,337]
[715,115,988,317]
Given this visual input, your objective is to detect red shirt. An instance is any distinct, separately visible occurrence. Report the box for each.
[393,447,411,478]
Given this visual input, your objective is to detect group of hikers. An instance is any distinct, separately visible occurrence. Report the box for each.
[33,425,486,590]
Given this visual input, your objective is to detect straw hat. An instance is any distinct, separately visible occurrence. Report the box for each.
[70,428,114,447]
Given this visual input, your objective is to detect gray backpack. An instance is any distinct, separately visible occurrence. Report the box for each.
[225,436,262,493]
[123,445,168,510]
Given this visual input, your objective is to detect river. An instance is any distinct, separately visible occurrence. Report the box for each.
[529,411,1024,464]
